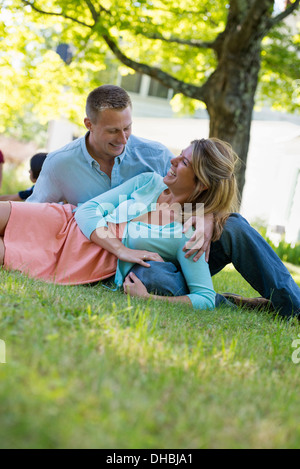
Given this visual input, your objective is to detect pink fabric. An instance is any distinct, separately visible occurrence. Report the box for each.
[3,202,123,285]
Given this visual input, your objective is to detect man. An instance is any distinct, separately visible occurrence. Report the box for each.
[27,85,300,319]
[28,86,172,205]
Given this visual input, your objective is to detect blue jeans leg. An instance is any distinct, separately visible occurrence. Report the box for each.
[209,213,300,318]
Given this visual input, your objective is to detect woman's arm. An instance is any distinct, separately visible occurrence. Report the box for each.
[123,272,192,305]
[75,172,154,240]
[175,238,216,309]
[123,230,216,310]
[90,226,164,267]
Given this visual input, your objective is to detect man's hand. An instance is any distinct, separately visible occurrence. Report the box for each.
[182,213,214,262]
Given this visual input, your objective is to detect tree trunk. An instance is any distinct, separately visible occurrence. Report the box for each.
[200,0,276,199]
[204,44,262,199]
[101,0,281,201]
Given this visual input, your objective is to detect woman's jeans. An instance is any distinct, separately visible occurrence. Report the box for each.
[134,214,300,318]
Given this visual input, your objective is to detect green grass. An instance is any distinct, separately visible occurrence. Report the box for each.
[0,265,300,449]
[0,163,30,196]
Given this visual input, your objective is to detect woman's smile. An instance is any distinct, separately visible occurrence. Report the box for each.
[168,168,176,177]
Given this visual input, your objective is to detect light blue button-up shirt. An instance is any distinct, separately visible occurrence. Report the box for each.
[27,133,174,206]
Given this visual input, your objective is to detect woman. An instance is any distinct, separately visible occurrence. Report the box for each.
[0,138,238,310]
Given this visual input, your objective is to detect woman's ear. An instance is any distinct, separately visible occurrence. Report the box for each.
[198,180,208,192]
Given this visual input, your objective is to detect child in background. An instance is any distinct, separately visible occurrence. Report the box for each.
[0,153,47,201]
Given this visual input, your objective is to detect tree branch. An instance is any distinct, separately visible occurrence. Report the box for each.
[102,33,207,101]
[21,0,94,28]
[138,31,216,50]
[84,0,99,23]
[227,0,275,51]
[267,0,300,28]
[84,0,111,23]
[19,0,207,101]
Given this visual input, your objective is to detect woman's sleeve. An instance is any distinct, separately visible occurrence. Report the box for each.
[176,235,216,310]
[75,173,154,239]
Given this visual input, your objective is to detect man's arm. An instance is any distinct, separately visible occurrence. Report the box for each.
[26,159,64,203]
[182,213,215,262]
[0,193,22,201]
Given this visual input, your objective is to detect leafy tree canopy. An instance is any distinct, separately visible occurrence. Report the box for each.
[0,0,299,144]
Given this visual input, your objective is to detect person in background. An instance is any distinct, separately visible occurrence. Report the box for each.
[0,153,47,202]
[0,150,4,190]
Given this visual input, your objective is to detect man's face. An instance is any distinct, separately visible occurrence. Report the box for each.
[85,106,132,159]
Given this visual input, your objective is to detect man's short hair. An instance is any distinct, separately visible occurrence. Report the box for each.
[86,85,132,122]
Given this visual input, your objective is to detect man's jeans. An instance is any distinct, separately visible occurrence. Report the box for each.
[131,214,300,318]
[209,214,300,318]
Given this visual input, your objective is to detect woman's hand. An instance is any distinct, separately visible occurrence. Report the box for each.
[123,272,150,298]
[117,246,165,267]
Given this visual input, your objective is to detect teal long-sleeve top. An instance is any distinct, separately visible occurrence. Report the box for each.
[75,172,216,310]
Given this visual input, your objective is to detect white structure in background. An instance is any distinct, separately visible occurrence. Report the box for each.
[286,164,300,243]
[240,121,300,246]
[266,138,300,245]
[47,119,79,152]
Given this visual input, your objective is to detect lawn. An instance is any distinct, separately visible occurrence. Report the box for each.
[0,264,300,449]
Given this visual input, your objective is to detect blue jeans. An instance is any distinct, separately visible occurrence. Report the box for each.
[131,214,300,318]
[129,261,234,309]
[209,214,300,318]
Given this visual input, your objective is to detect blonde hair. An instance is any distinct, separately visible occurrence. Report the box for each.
[187,138,240,241]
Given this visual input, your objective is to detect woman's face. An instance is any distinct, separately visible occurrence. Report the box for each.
[163,144,196,197]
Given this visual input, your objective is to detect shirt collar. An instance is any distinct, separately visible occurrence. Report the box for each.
[117,140,128,163]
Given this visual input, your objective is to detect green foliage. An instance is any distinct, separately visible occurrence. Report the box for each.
[0,0,299,142]
[0,0,109,137]
[275,241,300,266]
[3,114,48,146]
[268,238,300,266]
[256,225,300,266]
[258,21,300,113]
[0,162,30,194]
